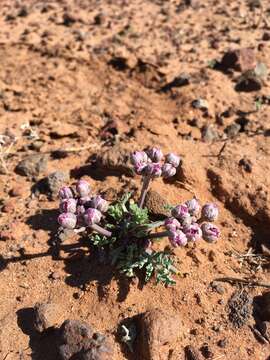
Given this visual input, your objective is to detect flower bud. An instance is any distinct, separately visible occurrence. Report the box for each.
[201,203,218,221]
[131,151,148,175]
[165,153,181,168]
[59,198,77,213]
[165,217,181,232]
[183,223,202,242]
[58,212,77,229]
[168,229,187,247]
[185,198,200,216]
[90,195,108,213]
[134,163,147,175]
[76,180,91,197]
[181,214,192,227]
[84,208,102,226]
[76,205,86,216]
[143,163,162,178]
[131,151,148,166]
[147,147,163,162]
[59,186,74,199]
[171,204,189,221]
[201,222,220,243]
[162,163,176,179]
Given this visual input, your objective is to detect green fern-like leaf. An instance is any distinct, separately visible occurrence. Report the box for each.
[129,202,149,225]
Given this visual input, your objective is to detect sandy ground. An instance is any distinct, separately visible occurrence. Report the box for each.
[0,0,270,359]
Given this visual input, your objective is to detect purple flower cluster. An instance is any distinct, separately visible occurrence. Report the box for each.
[131,148,181,179]
[58,180,108,230]
[165,199,220,247]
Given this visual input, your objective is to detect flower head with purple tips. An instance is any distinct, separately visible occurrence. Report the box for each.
[201,222,220,243]
[56,149,221,286]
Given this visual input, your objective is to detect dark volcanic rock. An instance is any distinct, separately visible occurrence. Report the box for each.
[228,290,252,328]
[16,154,48,178]
[235,71,262,92]
[58,319,114,360]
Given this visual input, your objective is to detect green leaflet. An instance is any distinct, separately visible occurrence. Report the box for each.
[89,193,176,286]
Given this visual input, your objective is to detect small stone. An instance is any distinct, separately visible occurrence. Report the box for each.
[0,229,14,241]
[30,139,44,151]
[62,13,76,27]
[44,171,70,199]
[211,281,225,295]
[219,48,256,72]
[94,13,105,25]
[16,154,48,178]
[239,158,252,172]
[9,185,26,197]
[137,308,182,360]
[208,250,216,262]
[192,98,208,110]
[58,319,114,360]
[254,62,268,79]
[237,48,256,72]
[185,0,200,9]
[2,199,16,213]
[200,343,214,359]
[201,125,219,142]
[144,190,171,219]
[17,6,28,17]
[50,271,61,280]
[262,32,270,41]
[185,345,203,360]
[33,302,62,332]
[235,71,262,92]
[217,339,227,348]
[225,123,241,137]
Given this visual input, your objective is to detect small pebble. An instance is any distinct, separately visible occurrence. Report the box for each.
[217,338,227,348]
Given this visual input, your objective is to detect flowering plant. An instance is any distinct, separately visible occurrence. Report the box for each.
[57,148,220,285]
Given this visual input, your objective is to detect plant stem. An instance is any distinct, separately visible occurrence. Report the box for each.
[90,224,112,237]
[132,220,165,237]
[147,230,170,240]
[138,176,151,208]
[74,227,86,233]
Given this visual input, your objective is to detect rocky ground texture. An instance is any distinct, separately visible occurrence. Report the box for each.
[0,0,270,359]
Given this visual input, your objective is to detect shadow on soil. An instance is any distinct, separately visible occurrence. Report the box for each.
[16,308,60,360]
[0,208,140,302]
[63,246,144,302]
[70,162,132,181]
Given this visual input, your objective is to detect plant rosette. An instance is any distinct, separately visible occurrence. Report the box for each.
[57,148,220,285]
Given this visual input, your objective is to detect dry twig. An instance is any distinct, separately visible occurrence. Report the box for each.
[214,276,270,289]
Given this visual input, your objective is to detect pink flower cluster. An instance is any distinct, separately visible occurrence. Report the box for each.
[57,180,108,230]
[130,148,181,179]
[165,199,220,247]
